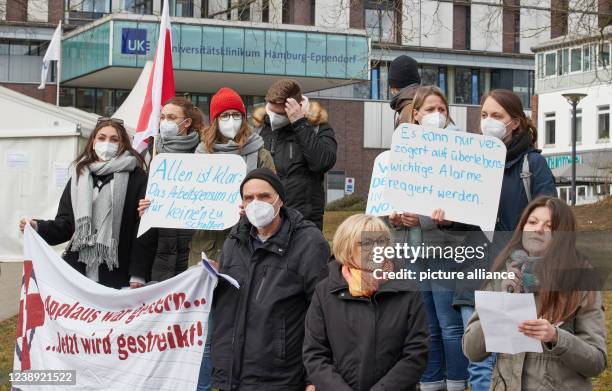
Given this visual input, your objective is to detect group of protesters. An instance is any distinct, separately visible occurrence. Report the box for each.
[18,55,608,391]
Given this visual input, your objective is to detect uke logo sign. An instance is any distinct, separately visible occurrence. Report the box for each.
[121,28,150,55]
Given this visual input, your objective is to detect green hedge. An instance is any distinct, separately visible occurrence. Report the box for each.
[325,195,367,211]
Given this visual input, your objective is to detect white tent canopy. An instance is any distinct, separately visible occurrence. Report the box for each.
[0,87,97,261]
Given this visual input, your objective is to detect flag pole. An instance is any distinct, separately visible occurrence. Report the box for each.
[56,21,62,107]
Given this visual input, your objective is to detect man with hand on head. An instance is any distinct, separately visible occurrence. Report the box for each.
[253,79,337,230]
[210,168,330,391]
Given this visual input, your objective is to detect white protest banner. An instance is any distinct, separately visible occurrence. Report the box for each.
[13,225,222,390]
[366,151,392,215]
[138,153,246,237]
[383,124,506,233]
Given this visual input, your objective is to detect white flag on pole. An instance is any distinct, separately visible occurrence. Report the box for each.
[38,21,62,90]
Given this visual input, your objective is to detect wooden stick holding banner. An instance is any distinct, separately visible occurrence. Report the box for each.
[137,153,246,237]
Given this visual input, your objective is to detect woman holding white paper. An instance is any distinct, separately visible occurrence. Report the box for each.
[462,196,607,390]
[389,86,470,391]
[19,118,153,289]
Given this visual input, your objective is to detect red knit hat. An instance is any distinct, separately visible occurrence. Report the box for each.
[209,87,246,122]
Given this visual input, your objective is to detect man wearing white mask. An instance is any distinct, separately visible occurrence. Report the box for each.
[253,79,337,230]
[210,168,329,391]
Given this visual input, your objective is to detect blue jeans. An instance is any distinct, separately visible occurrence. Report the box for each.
[420,289,469,391]
[460,306,494,391]
[196,310,214,391]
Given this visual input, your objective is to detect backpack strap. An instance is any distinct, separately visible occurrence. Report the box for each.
[520,154,532,202]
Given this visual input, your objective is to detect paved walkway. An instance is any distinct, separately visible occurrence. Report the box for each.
[0,262,22,322]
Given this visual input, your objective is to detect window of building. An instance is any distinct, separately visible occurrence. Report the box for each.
[583,44,591,71]
[453,1,471,50]
[455,67,480,105]
[261,0,269,22]
[365,1,398,43]
[123,0,152,14]
[558,187,568,203]
[282,0,315,25]
[598,105,610,140]
[569,108,582,144]
[67,0,111,24]
[326,170,346,204]
[1,40,53,83]
[238,1,250,21]
[544,112,556,145]
[562,48,569,74]
[545,52,556,76]
[570,47,582,72]
[371,66,380,99]
[537,53,544,78]
[170,0,193,17]
[598,41,610,68]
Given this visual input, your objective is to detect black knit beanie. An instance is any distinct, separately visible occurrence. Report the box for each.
[240,168,286,202]
[388,55,421,89]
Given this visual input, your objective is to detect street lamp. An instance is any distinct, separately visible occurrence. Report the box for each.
[562,93,587,205]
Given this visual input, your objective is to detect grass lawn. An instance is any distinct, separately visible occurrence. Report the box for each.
[1,202,611,390]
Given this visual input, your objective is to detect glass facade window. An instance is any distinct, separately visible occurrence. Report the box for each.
[454,67,480,105]
[545,52,556,76]
[171,0,193,17]
[365,1,397,43]
[570,48,582,72]
[123,0,153,14]
[0,40,52,83]
[544,112,556,145]
[68,0,112,24]
[583,45,591,71]
[599,42,610,68]
[598,105,610,140]
[417,64,447,94]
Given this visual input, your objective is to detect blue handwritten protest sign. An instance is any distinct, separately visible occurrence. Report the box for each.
[137,154,246,237]
[373,124,506,234]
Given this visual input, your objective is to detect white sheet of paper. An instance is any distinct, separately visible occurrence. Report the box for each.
[475,291,543,354]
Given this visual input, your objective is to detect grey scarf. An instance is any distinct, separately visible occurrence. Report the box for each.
[195,133,264,172]
[156,131,200,154]
[70,152,138,271]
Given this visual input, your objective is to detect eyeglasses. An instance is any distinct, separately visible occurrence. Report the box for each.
[358,238,389,250]
[97,117,124,125]
[218,113,242,121]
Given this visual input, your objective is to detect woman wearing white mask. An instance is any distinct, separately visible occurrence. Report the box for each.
[190,87,274,391]
[19,118,153,289]
[389,86,470,391]
[452,89,556,391]
[138,97,204,284]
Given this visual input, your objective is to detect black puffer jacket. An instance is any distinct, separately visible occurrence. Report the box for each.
[253,102,337,230]
[36,167,155,289]
[147,227,195,281]
[211,207,330,391]
[303,260,429,391]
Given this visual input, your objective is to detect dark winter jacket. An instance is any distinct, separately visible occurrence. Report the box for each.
[36,167,155,289]
[253,102,337,230]
[303,260,429,391]
[211,207,330,391]
[452,147,556,308]
[389,84,420,127]
[147,227,194,281]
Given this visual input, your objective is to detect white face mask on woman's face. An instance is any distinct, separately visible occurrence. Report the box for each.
[419,112,447,129]
[245,196,279,228]
[94,141,119,161]
[481,117,511,139]
[218,117,242,139]
[160,118,187,138]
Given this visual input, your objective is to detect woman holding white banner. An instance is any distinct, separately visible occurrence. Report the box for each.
[389,86,470,391]
[139,97,203,283]
[189,87,275,267]
[462,196,607,390]
[19,118,153,289]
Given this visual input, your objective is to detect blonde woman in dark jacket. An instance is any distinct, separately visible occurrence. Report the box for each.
[463,196,607,390]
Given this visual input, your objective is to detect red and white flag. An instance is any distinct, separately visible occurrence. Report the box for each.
[132,0,175,152]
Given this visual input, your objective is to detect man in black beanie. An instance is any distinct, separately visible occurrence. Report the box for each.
[388,55,421,127]
[210,167,329,391]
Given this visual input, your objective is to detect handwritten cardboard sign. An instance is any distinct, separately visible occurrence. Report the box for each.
[138,153,246,237]
[368,124,506,233]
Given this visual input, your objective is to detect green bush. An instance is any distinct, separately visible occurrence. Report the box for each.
[325,195,367,211]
